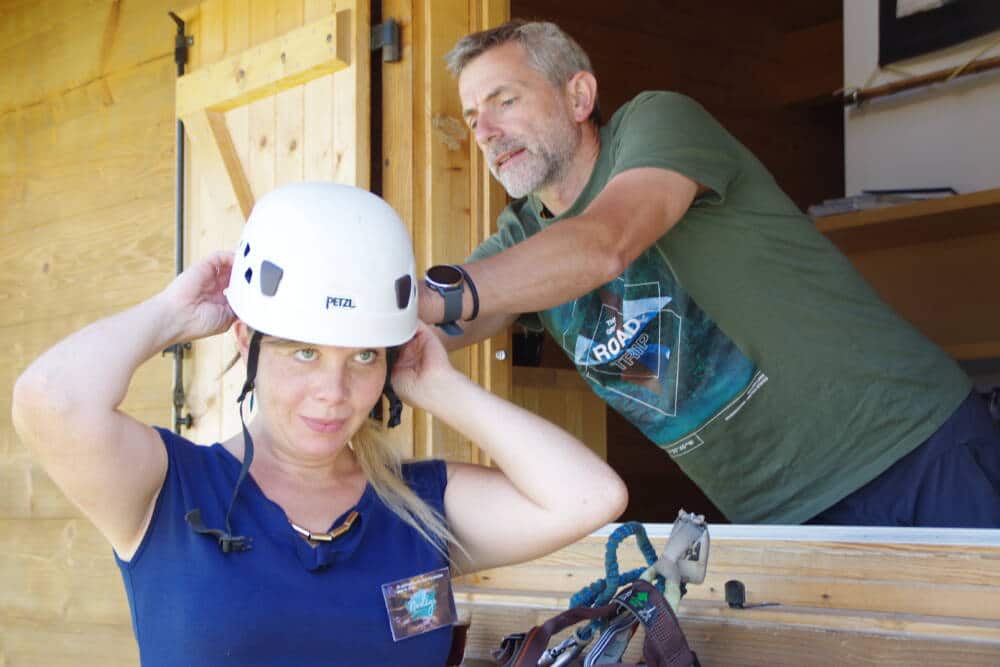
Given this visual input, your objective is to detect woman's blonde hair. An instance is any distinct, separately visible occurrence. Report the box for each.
[352,420,460,561]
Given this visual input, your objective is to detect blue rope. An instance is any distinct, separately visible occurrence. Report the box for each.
[569,522,664,641]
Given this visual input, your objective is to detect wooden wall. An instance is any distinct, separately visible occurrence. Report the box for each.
[1,1,199,663]
[1,2,496,663]
[511,367,606,459]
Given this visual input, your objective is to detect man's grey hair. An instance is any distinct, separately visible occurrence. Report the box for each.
[445,20,602,125]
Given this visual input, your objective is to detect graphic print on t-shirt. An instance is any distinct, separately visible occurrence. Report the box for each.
[541,247,758,450]
[569,280,682,417]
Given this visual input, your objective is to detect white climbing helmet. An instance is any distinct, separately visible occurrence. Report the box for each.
[225,182,417,349]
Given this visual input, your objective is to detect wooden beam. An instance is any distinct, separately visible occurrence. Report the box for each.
[182,109,255,220]
[175,10,352,118]
[456,595,1000,665]
[456,529,1000,621]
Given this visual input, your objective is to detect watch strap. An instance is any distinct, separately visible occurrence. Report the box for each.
[455,265,479,322]
[436,320,464,336]
[440,283,464,324]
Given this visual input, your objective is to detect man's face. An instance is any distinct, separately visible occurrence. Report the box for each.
[458,42,581,198]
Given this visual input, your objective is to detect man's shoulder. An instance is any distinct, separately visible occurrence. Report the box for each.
[610,91,706,126]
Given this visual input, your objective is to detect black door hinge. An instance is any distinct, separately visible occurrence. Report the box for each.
[371,18,401,62]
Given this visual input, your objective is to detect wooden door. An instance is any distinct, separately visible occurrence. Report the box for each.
[178,0,516,464]
[178,0,370,446]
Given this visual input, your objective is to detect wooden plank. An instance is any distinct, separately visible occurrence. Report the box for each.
[0,0,204,115]
[469,0,513,468]
[380,0,417,458]
[0,519,131,625]
[511,367,606,459]
[274,1,305,186]
[302,69,336,179]
[246,0,279,201]
[301,0,335,181]
[0,615,137,667]
[182,109,255,219]
[221,0,252,185]
[332,0,367,186]
[457,596,1000,666]
[844,233,1000,358]
[3,61,177,238]
[815,187,1000,252]
[456,532,1000,622]
[0,199,174,329]
[182,0,251,447]
[174,12,352,118]
[412,0,477,461]
[0,459,79,520]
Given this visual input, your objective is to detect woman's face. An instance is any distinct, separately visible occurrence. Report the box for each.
[237,324,387,461]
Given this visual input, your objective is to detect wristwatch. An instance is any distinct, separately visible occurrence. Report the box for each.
[424,264,466,336]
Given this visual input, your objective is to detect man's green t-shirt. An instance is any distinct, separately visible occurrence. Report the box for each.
[471,91,970,524]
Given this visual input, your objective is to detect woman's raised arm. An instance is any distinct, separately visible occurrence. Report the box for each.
[11,251,236,559]
[390,323,628,573]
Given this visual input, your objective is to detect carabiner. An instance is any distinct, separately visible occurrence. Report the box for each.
[539,635,587,667]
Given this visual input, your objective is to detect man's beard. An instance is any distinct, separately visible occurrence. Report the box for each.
[488,117,581,199]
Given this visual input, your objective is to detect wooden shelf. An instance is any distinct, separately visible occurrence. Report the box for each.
[815,187,1000,253]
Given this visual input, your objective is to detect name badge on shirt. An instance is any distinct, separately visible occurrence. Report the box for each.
[381,567,457,641]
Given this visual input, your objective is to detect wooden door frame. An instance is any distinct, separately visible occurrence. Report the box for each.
[381,0,510,462]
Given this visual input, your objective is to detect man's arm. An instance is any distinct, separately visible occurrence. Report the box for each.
[417,300,518,351]
[419,167,705,339]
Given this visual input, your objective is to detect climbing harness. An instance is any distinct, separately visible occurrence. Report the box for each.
[493,510,709,666]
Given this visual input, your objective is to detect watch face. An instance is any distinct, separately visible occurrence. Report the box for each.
[425,265,463,289]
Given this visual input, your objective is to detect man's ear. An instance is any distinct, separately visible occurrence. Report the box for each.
[566,70,598,123]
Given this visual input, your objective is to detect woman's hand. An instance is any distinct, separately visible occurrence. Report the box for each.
[157,251,237,344]
[390,322,462,410]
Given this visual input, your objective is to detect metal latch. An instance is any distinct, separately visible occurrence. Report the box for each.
[371,19,401,62]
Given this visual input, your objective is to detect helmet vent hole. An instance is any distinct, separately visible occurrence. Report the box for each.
[244,267,253,284]
[395,275,412,309]
[243,243,251,257]
[259,261,283,297]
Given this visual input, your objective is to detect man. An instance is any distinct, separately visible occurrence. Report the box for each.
[417,20,1000,526]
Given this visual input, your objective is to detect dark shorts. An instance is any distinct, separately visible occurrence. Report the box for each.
[807,391,1000,528]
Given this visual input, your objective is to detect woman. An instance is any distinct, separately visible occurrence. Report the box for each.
[12,182,628,666]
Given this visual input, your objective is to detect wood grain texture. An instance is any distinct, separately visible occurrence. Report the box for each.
[175,13,350,117]
[511,367,607,459]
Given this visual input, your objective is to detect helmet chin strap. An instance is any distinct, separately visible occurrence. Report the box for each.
[372,346,404,428]
[185,330,262,553]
